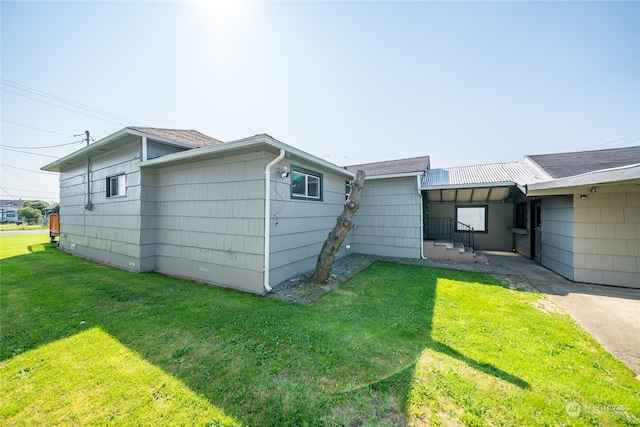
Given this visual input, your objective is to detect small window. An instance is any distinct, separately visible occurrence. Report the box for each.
[514,202,527,228]
[106,174,126,198]
[291,166,323,201]
[455,205,487,232]
[345,181,352,200]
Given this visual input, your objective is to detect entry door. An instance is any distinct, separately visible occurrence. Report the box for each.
[530,200,541,263]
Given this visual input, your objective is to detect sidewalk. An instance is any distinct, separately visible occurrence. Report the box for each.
[485,251,640,377]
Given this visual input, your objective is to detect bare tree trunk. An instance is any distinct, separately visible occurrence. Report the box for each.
[311,169,366,284]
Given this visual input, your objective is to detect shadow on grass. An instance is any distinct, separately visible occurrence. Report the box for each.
[2,248,530,425]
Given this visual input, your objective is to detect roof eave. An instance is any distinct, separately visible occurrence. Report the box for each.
[420,181,517,191]
[364,172,423,180]
[41,127,199,172]
[138,134,354,179]
[526,164,640,195]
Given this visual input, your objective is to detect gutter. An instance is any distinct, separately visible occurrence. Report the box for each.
[263,149,286,293]
[418,174,425,260]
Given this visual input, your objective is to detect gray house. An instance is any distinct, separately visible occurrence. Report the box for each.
[42,127,354,294]
[420,146,640,288]
[43,128,640,291]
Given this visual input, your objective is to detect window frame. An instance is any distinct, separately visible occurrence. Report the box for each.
[290,166,323,201]
[106,173,126,198]
[454,205,488,233]
[514,202,527,229]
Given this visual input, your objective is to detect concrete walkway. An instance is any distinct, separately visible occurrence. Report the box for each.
[484,251,640,377]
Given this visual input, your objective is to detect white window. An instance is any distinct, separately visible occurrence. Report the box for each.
[106,174,126,198]
[455,205,487,232]
[291,166,322,201]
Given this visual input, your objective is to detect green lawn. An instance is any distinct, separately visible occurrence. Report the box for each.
[1,234,638,426]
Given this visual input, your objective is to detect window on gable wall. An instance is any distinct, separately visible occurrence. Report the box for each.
[291,166,323,201]
[106,174,126,198]
[455,205,487,232]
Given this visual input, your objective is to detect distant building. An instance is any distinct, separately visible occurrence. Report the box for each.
[0,199,24,223]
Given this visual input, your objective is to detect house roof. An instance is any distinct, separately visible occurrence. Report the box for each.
[421,162,544,189]
[127,127,224,148]
[138,133,354,179]
[345,156,430,177]
[42,127,223,172]
[525,146,640,179]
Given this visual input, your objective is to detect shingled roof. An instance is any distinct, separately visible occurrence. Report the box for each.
[345,156,430,177]
[526,146,640,179]
[128,127,224,148]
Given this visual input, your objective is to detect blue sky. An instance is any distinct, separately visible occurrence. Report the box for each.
[1,1,638,203]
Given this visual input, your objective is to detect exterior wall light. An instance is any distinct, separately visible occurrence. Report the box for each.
[591,187,599,193]
[277,165,290,178]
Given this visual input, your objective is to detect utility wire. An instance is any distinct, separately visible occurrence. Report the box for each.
[0,186,59,198]
[585,132,640,150]
[1,78,146,125]
[0,119,75,138]
[1,140,84,149]
[1,164,54,194]
[1,164,59,175]
[0,147,60,158]
[2,88,129,127]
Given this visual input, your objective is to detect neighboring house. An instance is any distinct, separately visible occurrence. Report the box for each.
[42,128,640,290]
[0,199,24,223]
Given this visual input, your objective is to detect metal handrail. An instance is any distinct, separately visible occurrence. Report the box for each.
[425,217,474,252]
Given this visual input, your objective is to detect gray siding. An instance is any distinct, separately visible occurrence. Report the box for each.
[539,195,574,281]
[573,187,640,288]
[269,159,351,287]
[152,151,267,294]
[57,142,144,271]
[353,177,422,258]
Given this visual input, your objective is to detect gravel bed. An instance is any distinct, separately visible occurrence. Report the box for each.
[266,253,528,305]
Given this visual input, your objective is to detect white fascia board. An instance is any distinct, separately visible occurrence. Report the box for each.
[526,164,640,195]
[125,128,201,150]
[41,128,131,172]
[419,181,516,191]
[364,172,423,180]
[41,127,197,172]
[138,134,355,179]
[521,156,554,180]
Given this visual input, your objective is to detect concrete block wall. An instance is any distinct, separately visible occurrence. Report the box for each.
[573,186,640,288]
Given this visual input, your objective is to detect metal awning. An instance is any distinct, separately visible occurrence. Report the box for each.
[425,186,514,203]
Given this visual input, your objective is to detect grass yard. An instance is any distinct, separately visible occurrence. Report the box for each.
[1,234,638,426]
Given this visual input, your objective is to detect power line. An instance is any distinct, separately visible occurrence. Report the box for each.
[1,164,59,175]
[0,140,84,149]
[2,88,129,127]
[585,132,640,150]
[0,119,75,138]
[1,164,54,194]
[1,78,146,125]
[0,186,59,198]
[0,147,60,158]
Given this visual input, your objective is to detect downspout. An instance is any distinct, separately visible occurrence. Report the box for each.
[418,174,425,259]
[264,148,286,293]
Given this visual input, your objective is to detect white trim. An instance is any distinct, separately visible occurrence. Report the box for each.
[365,172,423,180]
[526,163,640,194]
[138,134,354,179]
[420,181,516,191]
[263,149,286,293]
[141,136,148,161]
